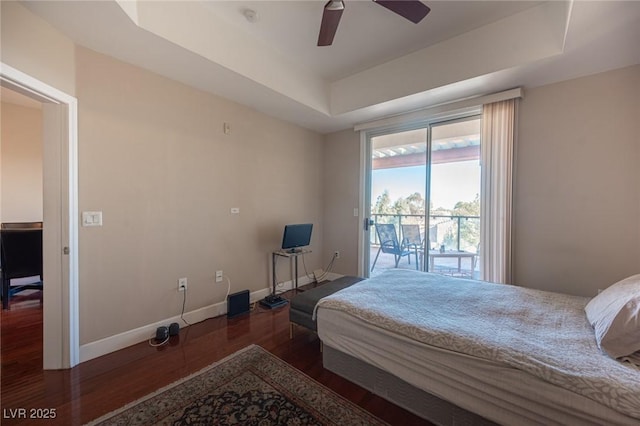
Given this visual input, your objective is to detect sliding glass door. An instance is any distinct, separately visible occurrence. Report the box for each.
[428,118,481,277]
[367,127,428,276]
[365,116,481,279]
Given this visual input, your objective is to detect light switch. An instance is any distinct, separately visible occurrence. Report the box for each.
[230,208,240,214]
[82,211,103,227]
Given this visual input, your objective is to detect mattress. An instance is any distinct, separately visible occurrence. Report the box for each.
[318,309,638,425]
[316,270,640,425]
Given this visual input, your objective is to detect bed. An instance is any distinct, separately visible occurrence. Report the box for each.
[315,269,640,425]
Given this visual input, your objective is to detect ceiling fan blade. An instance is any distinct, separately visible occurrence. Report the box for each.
[373,0,430,24]
[318,1,345,46]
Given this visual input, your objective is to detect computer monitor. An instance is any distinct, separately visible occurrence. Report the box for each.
[281,223,313,252]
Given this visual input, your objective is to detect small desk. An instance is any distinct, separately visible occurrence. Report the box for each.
[428,250,476,276]
[261,249,312,309]
[272,249,311,293]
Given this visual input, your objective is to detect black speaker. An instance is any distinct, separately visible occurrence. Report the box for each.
[169,322,180,336]
[227,290,250,318]
[155,326,168,341]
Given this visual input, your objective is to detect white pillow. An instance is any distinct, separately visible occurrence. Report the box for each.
[585,274,640,358]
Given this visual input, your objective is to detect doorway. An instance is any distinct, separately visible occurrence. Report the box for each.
[1,86,44,310]
[365,116,482,279]
[1,63,79,369]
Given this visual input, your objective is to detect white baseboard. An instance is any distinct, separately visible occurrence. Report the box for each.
[78,272,344,363]
[325,272,343,281]
[272,271,344,293]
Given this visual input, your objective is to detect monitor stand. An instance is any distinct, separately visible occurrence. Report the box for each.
[259,294,288,309]
[262,249,309,310]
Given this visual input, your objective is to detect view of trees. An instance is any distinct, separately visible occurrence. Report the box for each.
[446,194,480,250]
[372,190,479,218]
[372,191,480,251]
[372,190,425,216]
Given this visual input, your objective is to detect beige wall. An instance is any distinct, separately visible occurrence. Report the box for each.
[323,129,361,275]
[76,47,325,343]
[325,65,640,298]
[3,0,638,353]
[514,65,640,297]
[1,1,326,352]
[0,1,76,96]
[2,2,77,368]
[0,102,43,222]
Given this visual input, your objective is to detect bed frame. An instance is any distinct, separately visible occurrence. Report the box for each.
[317,269,640,425]
[323,345,496,426]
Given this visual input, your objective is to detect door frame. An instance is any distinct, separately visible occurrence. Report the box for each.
[358,112,482,278]
[1,63,80,369]
[359,121,430,277]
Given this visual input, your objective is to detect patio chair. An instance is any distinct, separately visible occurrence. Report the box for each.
[371,224,412,271]
[401,224,422,270]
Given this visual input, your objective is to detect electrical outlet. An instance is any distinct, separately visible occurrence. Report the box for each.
[334,251,340,259]
[215,270,223,283]
[178,277,187,291]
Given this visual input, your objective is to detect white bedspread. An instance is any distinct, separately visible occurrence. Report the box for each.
[315,269,640,420]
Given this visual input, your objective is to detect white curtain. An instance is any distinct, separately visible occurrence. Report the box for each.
[480,99,516,284]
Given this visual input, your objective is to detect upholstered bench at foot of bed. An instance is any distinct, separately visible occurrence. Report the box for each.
[289,275,363,337]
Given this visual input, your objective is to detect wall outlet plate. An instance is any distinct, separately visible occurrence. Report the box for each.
[178,277,187,291]
[215,271,223,283]
[82,211,103,227]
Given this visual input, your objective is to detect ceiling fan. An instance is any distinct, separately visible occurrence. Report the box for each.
[318,0,431,46]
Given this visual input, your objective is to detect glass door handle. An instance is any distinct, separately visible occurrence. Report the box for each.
[364,218,374,231]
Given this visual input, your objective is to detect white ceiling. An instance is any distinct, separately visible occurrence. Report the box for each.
[203,1,542,80]
[21,1,640,134]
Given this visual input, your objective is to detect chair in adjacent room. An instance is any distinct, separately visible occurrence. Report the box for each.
[371,223,412,271]
[401,224,423,270]
[0,228,43,310]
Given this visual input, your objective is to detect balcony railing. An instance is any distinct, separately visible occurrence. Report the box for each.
[371,213,480,253]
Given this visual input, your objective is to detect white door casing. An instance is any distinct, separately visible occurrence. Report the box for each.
[1,63,79,369]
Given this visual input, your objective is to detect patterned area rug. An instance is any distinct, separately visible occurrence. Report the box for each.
[87,345,387,425]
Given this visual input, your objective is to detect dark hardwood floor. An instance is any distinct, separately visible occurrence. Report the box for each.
[1,286,431,425]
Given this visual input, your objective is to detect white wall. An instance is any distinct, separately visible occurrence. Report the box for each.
[323,129,361,275]
[513,64,640,297]
[2,2,327,353]
[0,1,76,96]
[324,65,640,297]
[0,102,44,223]
[1,1,78,369]
[4,0,638,359]
[75,46,325,344]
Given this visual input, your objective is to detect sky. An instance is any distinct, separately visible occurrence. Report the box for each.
[372,160,480,211]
